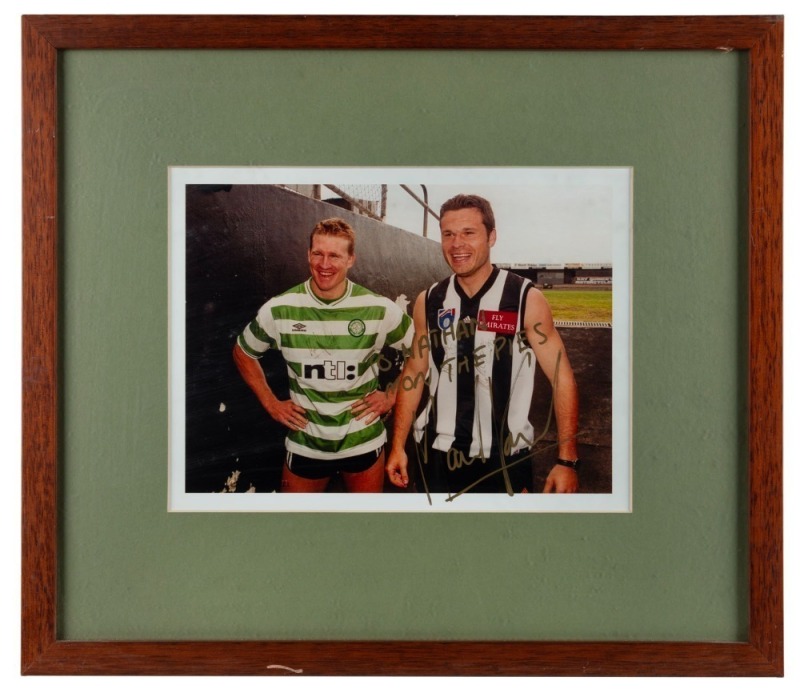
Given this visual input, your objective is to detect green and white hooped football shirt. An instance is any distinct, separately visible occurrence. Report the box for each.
[237,279,414,460]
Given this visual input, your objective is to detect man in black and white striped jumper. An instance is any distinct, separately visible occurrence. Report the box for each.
[386,194,580,495]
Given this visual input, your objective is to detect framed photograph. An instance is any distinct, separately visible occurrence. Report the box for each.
[22,15,782,675]
[169,166,631,512]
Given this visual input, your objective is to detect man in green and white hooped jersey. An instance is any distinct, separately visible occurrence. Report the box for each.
[233,218,414,492]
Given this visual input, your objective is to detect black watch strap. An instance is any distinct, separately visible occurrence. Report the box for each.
[555,458,581,471]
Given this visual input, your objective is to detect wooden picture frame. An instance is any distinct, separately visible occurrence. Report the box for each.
[22,15,782,675]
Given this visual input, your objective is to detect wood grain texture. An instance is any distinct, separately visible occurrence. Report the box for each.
[20,14,783,676]
[21,15,59,674]
[747,19,784,675]
[15,640,785,676]
[24,14,781,50]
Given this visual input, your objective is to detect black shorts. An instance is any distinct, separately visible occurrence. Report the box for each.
[417,447,533,495]
[285,447,383,480]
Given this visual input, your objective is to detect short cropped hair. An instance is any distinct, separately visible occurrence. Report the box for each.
[309,217,356,255]
[439,194,496,235]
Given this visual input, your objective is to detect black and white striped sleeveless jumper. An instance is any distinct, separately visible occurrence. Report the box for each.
[413,267,537,459]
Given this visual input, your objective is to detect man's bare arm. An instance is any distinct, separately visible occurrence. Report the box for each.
[385,292,429,488]
[232,342,307,431]
[523,288,579,493]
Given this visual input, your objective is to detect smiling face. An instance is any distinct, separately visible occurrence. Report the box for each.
[308,233,355,300]
[439,207,496,281]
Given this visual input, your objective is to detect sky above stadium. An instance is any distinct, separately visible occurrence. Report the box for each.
[174,166,629,265]
[376,170,628,265]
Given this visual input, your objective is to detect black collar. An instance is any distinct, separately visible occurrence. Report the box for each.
[453,265,500,303]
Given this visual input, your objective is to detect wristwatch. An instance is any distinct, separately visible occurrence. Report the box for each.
[555,458,581,472]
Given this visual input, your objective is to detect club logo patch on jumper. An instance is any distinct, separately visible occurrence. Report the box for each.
[437,308,456,330]
[348,319,366,337]
[477,309,518,334]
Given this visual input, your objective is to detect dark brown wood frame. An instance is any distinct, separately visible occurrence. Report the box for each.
[21,15,783,676]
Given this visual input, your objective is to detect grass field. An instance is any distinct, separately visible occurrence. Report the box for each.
[541,289,612,323]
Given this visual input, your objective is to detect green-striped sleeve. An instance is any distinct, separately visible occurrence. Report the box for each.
[248,317,278,349]
[237,332,263,358]
[385,312,413,348]
[237,320,278,358]
[237,299,281,358]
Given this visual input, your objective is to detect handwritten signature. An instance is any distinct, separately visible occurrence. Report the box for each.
[365,316,576,503]
[408,348,579,504]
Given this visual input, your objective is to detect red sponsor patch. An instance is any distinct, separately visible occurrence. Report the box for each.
[477,309,518,333]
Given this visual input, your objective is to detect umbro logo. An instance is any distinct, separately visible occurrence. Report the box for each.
[292,323,307,332]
